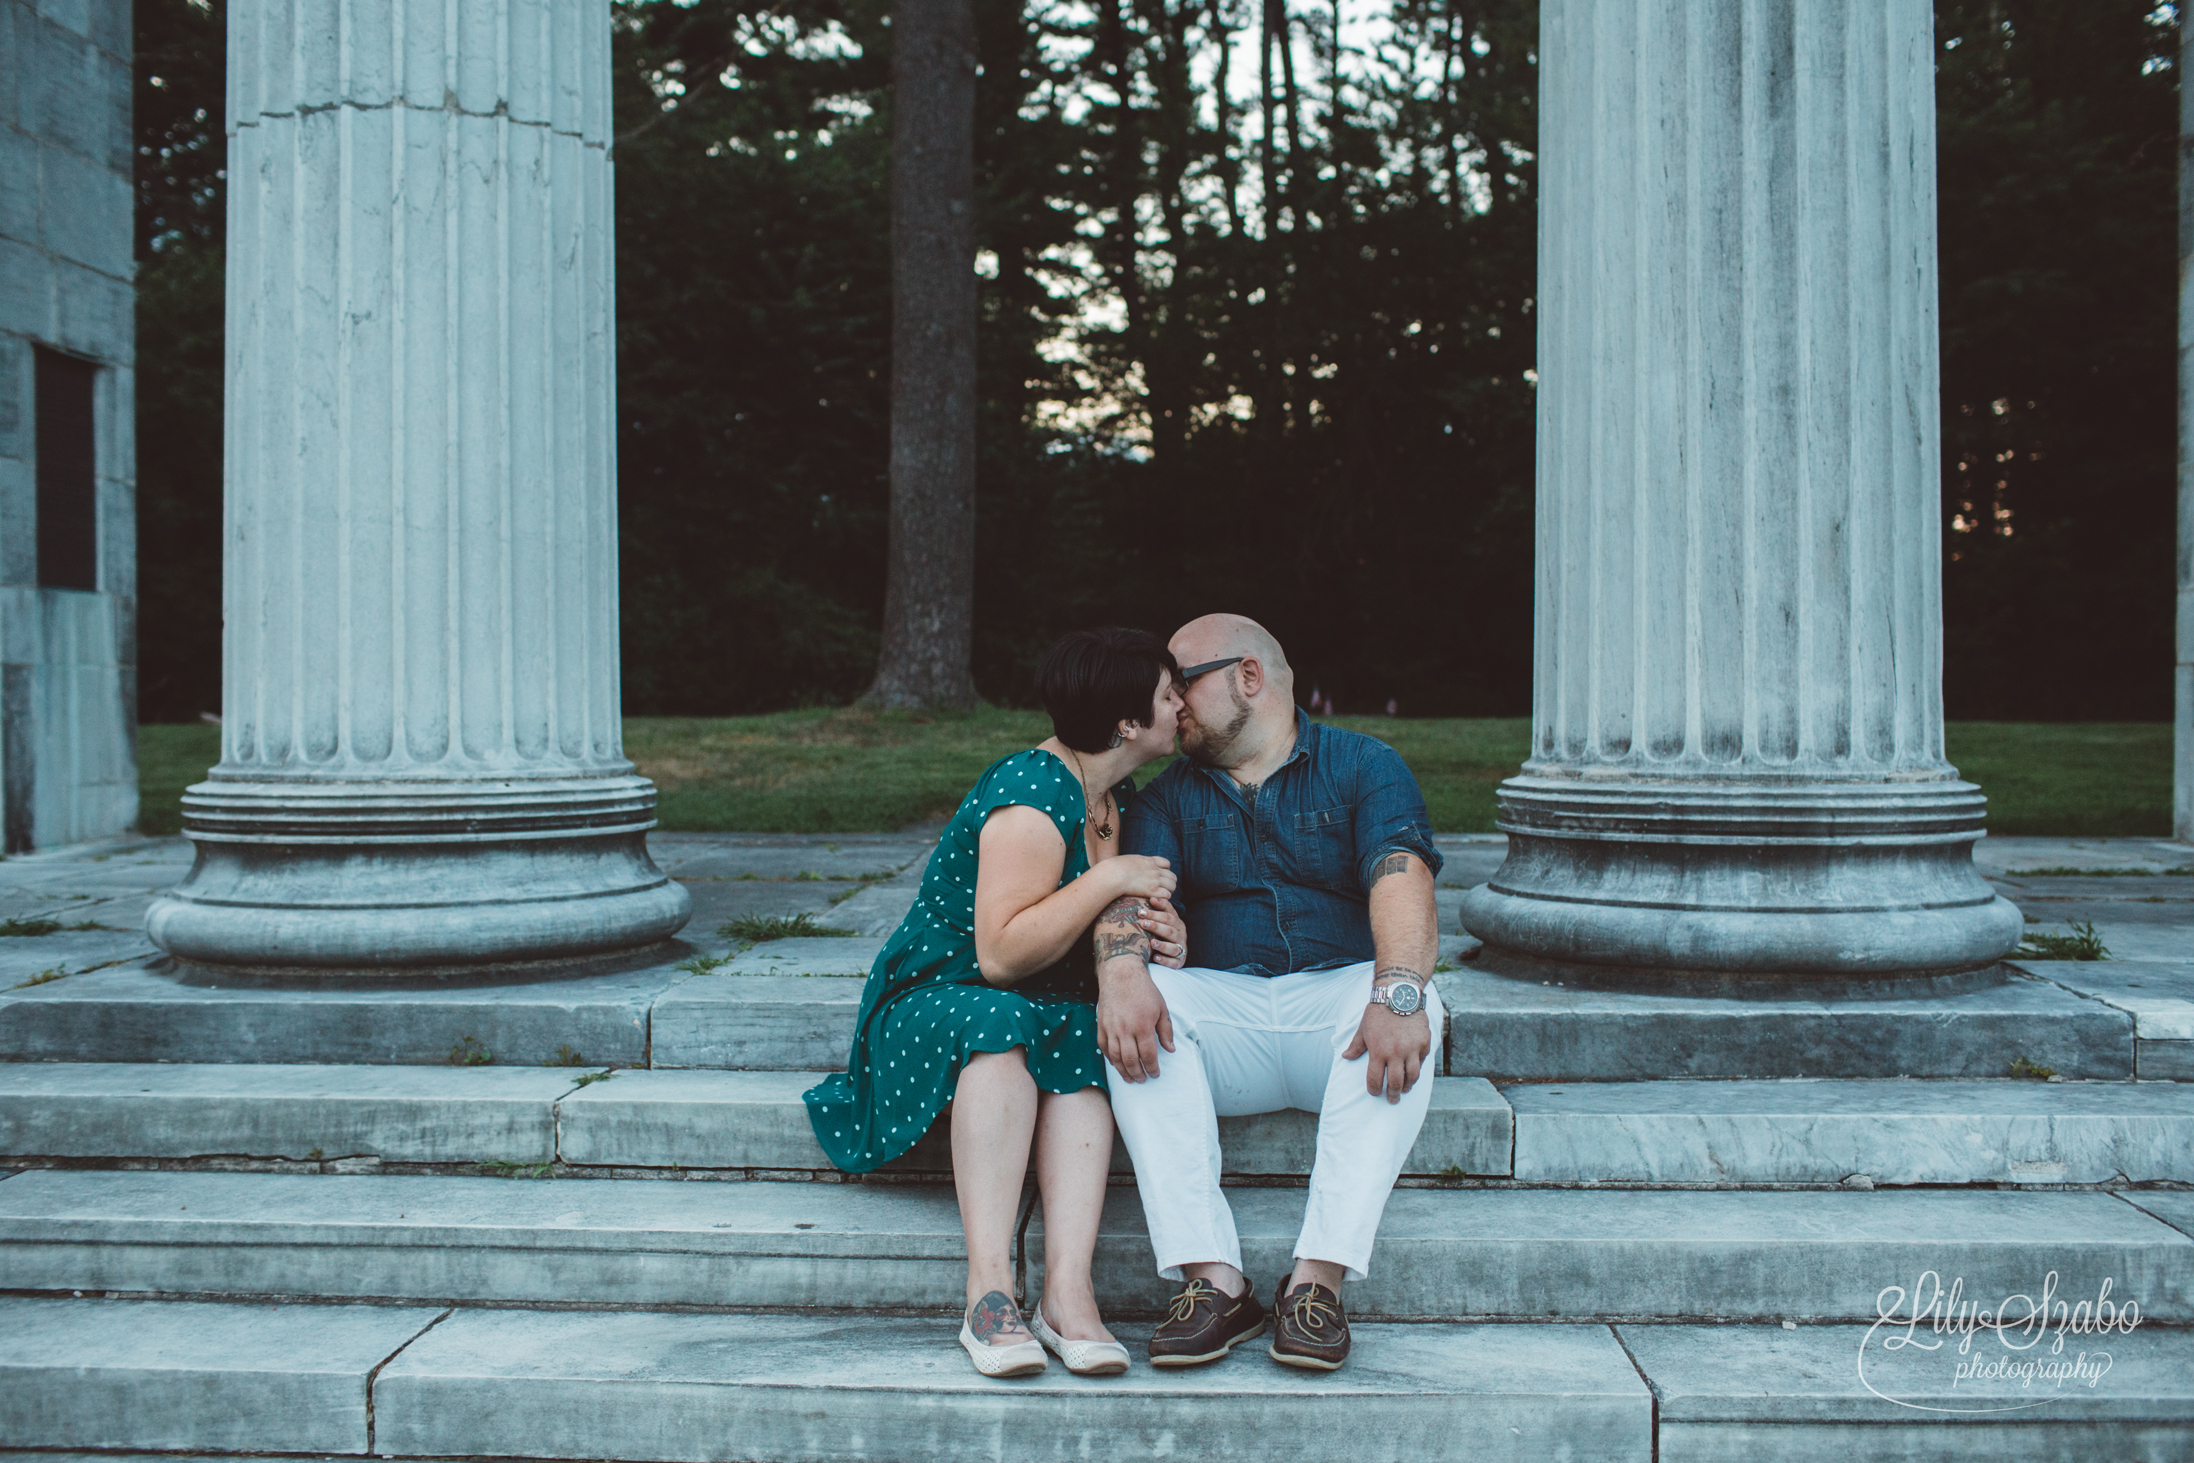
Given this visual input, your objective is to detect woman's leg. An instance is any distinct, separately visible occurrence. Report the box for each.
[1031,1085,1118,1342]
[952,1047,1038,1343]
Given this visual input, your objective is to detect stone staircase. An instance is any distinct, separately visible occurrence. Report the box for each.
[3,832,2193,1461]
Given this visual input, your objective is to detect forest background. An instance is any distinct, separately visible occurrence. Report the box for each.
[132,0,2182,723]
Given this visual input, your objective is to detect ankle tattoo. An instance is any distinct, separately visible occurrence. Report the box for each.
[968,1290,1022,1342]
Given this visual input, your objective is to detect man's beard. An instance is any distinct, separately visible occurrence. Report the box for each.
[1180,677,1253,766]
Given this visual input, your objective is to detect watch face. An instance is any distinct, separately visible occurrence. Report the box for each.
[1383,982,1423,1016]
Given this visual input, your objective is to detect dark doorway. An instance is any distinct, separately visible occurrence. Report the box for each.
[34,346,99,591]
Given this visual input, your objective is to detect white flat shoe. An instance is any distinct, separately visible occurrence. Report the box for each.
[1032,1301,1131,1376]
[959,1322,1047,1378]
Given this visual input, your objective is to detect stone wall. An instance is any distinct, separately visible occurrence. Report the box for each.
[0,0,137,849]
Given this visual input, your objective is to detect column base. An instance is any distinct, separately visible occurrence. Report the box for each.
[144,771,693,979]
[1456,775,2024,981]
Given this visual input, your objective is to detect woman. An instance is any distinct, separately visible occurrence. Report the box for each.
[804,628,1187,1378]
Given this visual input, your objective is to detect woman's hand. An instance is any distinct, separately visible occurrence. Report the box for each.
[1104,854,1177,904]
[1139,892,1188,968]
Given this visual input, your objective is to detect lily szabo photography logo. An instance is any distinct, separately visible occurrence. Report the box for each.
[1860,1270,2142,1414]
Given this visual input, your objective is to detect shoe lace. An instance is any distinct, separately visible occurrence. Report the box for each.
[1165,1279,1219,1325]
[1283,1287,1340,1336]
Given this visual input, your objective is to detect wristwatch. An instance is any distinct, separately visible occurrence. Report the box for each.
[1368,978,1428,1017]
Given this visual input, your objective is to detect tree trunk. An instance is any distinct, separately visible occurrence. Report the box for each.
[863,0,981,710]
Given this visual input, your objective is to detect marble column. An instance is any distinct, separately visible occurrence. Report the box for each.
[145,0,690,974]
[1459,0,2022,980]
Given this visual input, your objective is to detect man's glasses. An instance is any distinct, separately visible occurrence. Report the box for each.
[1178,656,1245,682]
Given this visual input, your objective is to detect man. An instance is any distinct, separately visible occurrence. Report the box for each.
[1092,613,1442,1372]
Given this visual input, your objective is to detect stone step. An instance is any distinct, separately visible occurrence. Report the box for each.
[373,1310,1650,1463]
[1442,961,2137,1081]
[0,1061,576,1164]
[4,1169,2189,1323]
[0,952,686,1067]
[5,1293,2189,1462]
[2011,958,2194,1081]
[10,1062,2193,1189]
[0,1064,1513,1178]
[6,940,2147,1080]
[650,944,1469,1069]
[1617,1320,2194,1462]
[558,1068,1510,1176]
[0,1295,1650,1463]
[1502,1077,2194,1186]
[0,1294,442,1455]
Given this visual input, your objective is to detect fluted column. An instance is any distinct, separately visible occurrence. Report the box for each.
[1459,0,2021,980]
[146,0,690,974]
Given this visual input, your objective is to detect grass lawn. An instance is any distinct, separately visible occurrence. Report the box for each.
[135,714,2172,838]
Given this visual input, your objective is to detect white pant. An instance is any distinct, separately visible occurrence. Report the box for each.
[1104,961,1442,1283]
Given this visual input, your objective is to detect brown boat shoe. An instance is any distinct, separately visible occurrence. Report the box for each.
[1147,1276,1267,1367]
[1269,1278,1350,1370]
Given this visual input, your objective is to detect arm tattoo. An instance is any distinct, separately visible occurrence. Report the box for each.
[1374,965,1424,985]
[1368,852,1415,886]
[1094,895,1151,966]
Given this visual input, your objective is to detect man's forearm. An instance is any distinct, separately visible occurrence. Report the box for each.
[1094,894,1152,975]
[1366,852,1438,983]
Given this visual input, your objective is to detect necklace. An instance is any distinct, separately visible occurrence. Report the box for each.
[1066,749,1115,841]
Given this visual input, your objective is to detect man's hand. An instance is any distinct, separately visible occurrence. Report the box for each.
[1094,894,1174,1080]
[1341,997,1430,1102]
[1357,850,1438,1102]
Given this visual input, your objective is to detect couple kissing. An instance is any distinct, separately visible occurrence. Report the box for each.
[803,613,1443,1378]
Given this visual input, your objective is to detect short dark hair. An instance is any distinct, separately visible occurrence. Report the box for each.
[1038,627,1179,754]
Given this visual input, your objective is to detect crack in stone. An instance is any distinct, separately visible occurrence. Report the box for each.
[230,95,604,148]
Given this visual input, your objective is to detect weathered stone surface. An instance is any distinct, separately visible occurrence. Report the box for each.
[673,881,863,952]
[723,937,887,977]
[7,1170,2187,1323]
[1505,1078,2194,1185]
[0,1168,976,1309]
[2125,1191,2194,1241]
[1623,1322,2194,1461]
[1073,1186,2194,1323]
[0,957,681,1065]
[0,0,137,853]
[1975,838,2194,877]
[372,1309,1651,1463]
[2018,922,2194,963]
[0,1062,573,1161]
[2141,1041,2194,1079]
[826,882,924,938]
[649,973,867,1070]
[648,834,932,883]
[2012,960,2194,1040]
[0,1295,438,1453]
[1442,965,2133,1080]
[556,1068,1511,1176]
[0,927,155,985]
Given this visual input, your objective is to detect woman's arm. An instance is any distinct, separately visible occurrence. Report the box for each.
[972,805,1176,986]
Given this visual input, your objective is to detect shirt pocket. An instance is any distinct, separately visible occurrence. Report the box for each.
[1178,811,1243,892]
[1292,806,1356,889]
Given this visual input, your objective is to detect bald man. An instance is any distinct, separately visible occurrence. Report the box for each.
[1091,614,1443,1372]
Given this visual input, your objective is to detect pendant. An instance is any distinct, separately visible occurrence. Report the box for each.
[1097,824,1114,841]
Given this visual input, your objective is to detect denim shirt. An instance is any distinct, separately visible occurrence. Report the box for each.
[1121,709,1442,978]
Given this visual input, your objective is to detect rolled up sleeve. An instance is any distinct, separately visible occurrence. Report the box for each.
[1350,740,1443,891]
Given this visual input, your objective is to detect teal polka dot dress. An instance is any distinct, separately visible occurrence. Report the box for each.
[804,749,1131,1174]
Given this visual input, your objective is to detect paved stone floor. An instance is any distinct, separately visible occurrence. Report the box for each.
[0,828,2184,992]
